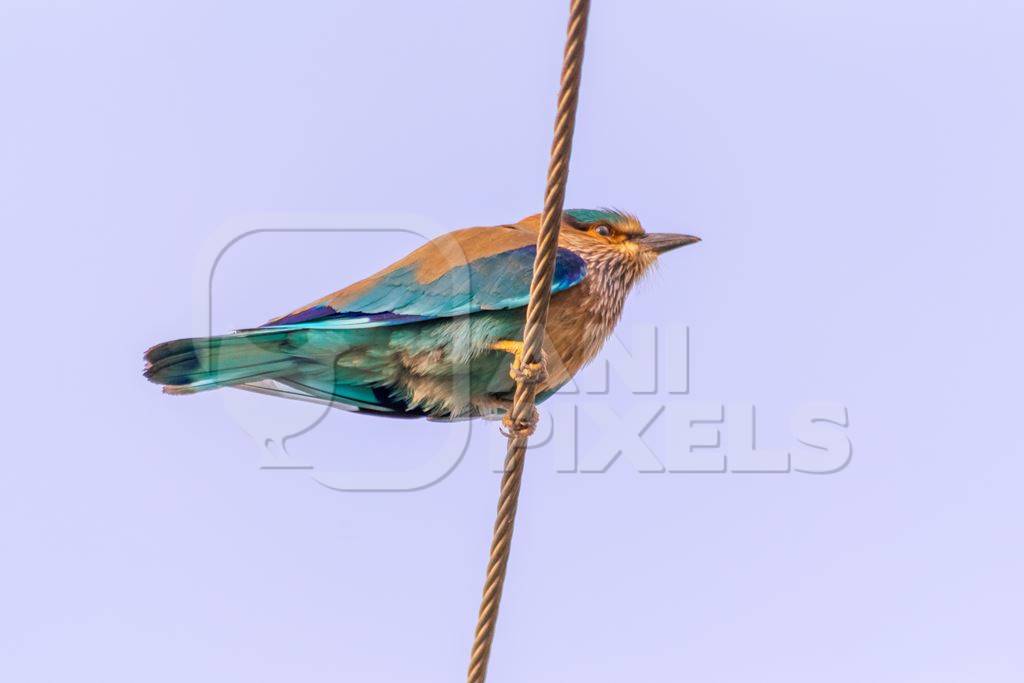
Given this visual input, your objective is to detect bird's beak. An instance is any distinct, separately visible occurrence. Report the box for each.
[640,232,701,254]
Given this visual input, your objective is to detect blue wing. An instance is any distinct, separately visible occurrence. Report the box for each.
[264,244,587,330]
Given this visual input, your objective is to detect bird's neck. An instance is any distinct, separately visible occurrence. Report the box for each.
[575,245,648,351]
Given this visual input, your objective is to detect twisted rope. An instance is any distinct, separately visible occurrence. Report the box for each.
[466,1,591,680]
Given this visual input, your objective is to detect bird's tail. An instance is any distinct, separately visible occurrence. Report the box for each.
[144,330,312,394]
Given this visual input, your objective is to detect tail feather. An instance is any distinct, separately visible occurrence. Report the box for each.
[144,326,435,417]
[144,331,313,394]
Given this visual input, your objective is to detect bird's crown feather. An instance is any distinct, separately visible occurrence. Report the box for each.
[565,208,634,226]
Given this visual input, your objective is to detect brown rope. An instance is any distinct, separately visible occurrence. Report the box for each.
[466,1,591,680]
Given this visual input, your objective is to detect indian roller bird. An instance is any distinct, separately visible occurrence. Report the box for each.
[144,209,699,419]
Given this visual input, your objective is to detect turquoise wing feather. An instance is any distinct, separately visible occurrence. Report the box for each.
[263,244,587,330]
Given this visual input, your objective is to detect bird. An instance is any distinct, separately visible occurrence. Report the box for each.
[144,209,699,421]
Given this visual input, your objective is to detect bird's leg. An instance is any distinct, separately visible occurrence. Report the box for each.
[489,339,523,360]
[489,340,548,384]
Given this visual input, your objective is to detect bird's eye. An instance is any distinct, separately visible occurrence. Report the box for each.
[594,225,612,237]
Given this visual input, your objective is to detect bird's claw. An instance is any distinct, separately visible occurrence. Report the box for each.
[500,405,540,438]
[490,340,548,385]
[509,350,548,385]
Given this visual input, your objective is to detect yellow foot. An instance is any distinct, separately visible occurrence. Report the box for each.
[489,339,524,357]
[489,339,548,384]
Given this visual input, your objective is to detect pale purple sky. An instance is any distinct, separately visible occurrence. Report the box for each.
[2,1,1022,681]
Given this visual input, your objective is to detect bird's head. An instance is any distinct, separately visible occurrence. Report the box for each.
[559,208,700,285]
